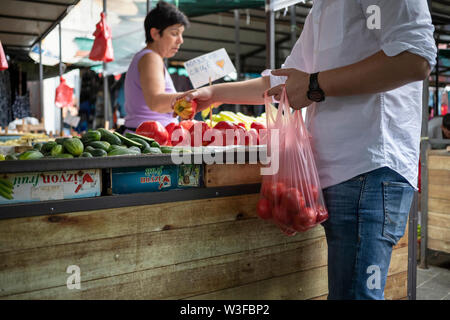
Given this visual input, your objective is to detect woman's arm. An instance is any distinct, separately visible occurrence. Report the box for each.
[138,51,180,113]
[184,76,271,112]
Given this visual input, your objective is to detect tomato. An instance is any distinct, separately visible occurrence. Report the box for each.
[263,182,286,205]
[299,180,319,206]
[203,128,225,146]
[316,205,329,224]
[170,125,190,146]
[214,121,235,131]
[244,128,259,146]
[237,123,247,130]
[189,122,209,146]
[136,121,169,146]
[251,122,266,133]
[297,207,317,228]
[273,204,292,226]
[179,120,197,131]
[257,198,272,220]
[281,187,306,214]
[292,215,310,232]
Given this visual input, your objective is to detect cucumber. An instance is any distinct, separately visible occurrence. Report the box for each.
[87,141,111,152]
[18,150,44,160]
[107,144,128,152]
[129,137,150,150]
[160,146,173,154]
[113,131,143,148]
[51,153,74,159]
[150,141,161,148]
[50,144,64,156]
[147,147,162,154]
[85,146,96,153]
[33,142,43,151]
[80,152,93,158]
[108,148,140,156]
[90,149,107,157]
[41,141,58,153]
[81,130,102,144]
[125,132,155,144]
[98,128,122,145]
[63,138,84,156]
[5,154,18,161]
[55,137,69,145]
[128,146,141,154]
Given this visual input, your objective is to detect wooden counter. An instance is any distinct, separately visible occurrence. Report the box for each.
[426,150,450,254]
[0,162,409,300]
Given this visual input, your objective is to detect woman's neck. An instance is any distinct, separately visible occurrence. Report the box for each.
[146,43,163,58]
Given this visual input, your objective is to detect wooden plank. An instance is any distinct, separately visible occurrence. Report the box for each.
[428,238,450,253]
[185,266,329,300]
[3,237,328,300]
[428,211,450,229]
[428,183,450,201]
[0,194,262,253]
[388,246,408,276]
[204,164,262,187]
[384,271,407,300]
[0,218,326,297]
[428,154,450,171]
[428,169,450,186]
[429,198,450,215]
[428,225,450,242]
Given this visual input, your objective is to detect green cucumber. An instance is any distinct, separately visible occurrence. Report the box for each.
[90,149,107,157]
[147,147,162,154]
[108,148,140,156]
[50,144,64,156]
[113,131,143,148]
[98,128,122,145]
[41,141,58,153]
[87,141,110,152]
[63,138,84,156]
[160,146,173,154]
[80,152,93,158]
[18,150,44,160]
[150,141,160,148]
[125,132,155,144]
[81,130,102,144]
[129,137,150,150]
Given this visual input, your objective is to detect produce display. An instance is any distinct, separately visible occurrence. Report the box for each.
[0,133,50,146]
[0,130,180,161]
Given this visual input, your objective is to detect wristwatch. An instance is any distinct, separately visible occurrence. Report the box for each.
[307,72,325,103]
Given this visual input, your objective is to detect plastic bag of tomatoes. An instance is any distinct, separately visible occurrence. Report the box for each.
[257,88,329,236]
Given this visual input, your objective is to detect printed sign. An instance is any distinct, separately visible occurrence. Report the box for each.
[0,169,101,204]
[184,48,236,88]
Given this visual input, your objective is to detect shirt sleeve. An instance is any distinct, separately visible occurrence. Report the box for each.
[359,0,437,69]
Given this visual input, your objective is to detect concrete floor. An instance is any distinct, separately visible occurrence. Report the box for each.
[416,250,450,300]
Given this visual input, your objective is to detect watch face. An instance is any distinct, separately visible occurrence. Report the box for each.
[309,90,324,102]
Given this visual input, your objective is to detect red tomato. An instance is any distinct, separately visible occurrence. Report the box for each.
[257,198,272,220]
[251,122,266,133]
[189,122,209,146]
[281,187,306,214]
[297,207,317,228]
[292,215,310,232]
[244,128,259,146]
[316,205,329,224]
[299,180,319,206]
[273,204,292,226]
[165,123,177,146]
[179,120,197,131]
[214,121,235,131]
[136,121,169,146]
[170,125,190,146]
[263,182,286,205]
[203,128,225,146]
[237,123,247,130]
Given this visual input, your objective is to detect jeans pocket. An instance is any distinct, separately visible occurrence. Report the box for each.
[382,181,414,245]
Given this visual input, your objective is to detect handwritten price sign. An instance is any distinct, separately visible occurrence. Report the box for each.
[184,48,236,88]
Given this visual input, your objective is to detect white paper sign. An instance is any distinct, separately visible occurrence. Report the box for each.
[184,48,236,88]
[64,113,80,128]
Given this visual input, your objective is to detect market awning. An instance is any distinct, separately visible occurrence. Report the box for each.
[0,0,80,49]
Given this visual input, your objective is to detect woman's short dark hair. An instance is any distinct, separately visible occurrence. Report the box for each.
[443,113,450,130]
[144,1,189,43]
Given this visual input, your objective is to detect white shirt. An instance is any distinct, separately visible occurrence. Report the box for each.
[266,0,437,190]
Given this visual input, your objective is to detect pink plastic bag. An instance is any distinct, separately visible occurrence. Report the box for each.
[89,12,114,62]
[0,41,8,71]
[55,77,74,108]
[257,88,328,236]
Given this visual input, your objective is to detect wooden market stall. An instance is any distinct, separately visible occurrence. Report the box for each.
[426,149,450,254]
[0,151,409,300]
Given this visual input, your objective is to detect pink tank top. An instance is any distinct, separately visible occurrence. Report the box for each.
[124,48,178,129]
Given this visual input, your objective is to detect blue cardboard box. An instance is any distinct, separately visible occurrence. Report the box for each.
[111,164,202,194]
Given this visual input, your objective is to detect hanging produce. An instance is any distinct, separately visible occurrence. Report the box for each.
[55,76,74,108]
[89,12,114,62]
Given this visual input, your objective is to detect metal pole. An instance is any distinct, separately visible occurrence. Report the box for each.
[39,40,44,134]
[407,191,418,300]
[266,0,275,70]
[434,35,439,116]
[103,0,109,129]
[290,5,296,48]
[59,22,64,135]
[234,9,241,113]
[419,78,430,269]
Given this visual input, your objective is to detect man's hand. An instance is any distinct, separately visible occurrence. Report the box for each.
[267,68,313,110]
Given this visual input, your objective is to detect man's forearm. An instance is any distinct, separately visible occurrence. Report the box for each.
[318,50,430,97]
[213,76,271,105]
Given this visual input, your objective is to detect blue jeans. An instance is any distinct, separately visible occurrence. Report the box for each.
[321,167,414,300]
